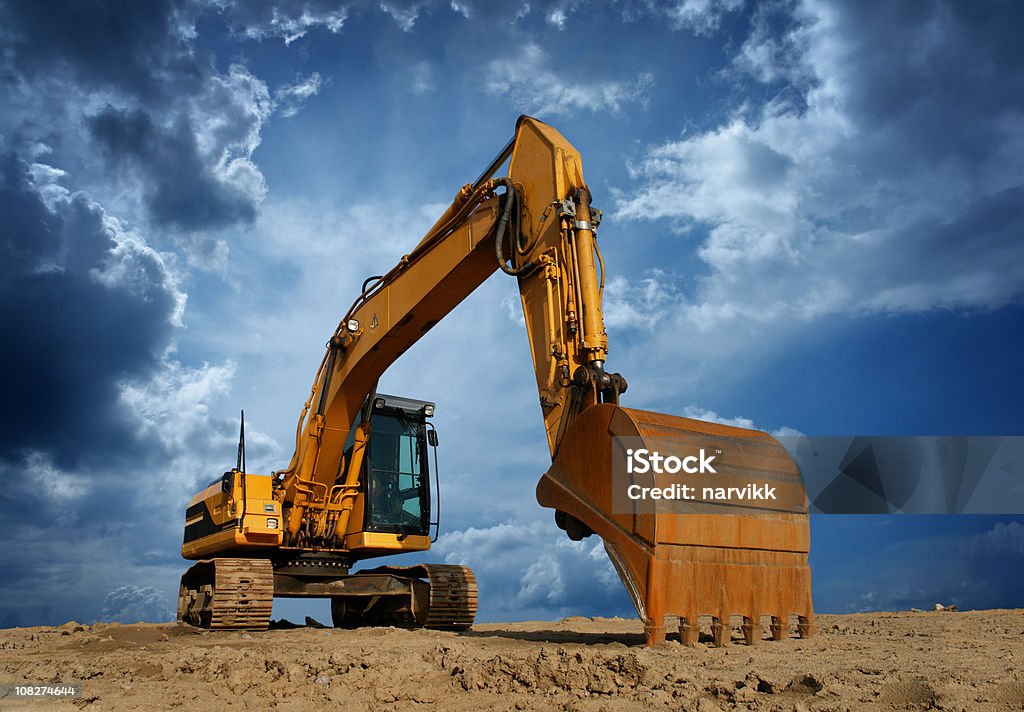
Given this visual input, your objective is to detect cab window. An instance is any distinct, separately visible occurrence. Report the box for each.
[365,411,428,533]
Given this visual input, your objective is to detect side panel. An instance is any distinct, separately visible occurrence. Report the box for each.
[181,473,283,559]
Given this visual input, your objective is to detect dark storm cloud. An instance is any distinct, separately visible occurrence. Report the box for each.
[738,0,1024,183]
[0,507,183,626]
[0,0,201,100]
[0,153,181,467]
[813,519,1024,613]
[804,0,1024,187]
[0,188,184,625]
[2,1,272,235]
[830,2,1024,130]
[0,1,240,630]
[89,107,257,230]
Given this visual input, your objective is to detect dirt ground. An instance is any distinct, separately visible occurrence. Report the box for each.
[1,610,1022,710]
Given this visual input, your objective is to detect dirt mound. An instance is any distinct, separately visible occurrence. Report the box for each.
[0,610,1021,710]
[439,646,647,694]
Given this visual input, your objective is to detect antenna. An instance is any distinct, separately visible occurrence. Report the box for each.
[236,410,246,474]
[235,410,247,532]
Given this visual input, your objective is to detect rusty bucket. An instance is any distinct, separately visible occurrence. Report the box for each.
[537,404,815,646]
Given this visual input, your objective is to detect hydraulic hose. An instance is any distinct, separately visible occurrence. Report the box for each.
[494,180,534,276]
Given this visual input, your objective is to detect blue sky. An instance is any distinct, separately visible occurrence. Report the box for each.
[1,0,1022,626]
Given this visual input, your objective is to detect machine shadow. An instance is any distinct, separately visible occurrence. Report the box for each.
[458,629,647,646]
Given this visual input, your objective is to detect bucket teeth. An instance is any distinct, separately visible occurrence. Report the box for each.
[742,615,759,645]
[798,615,816,638]
[770,615,788,641]
[679,618,699,647]
[711,617,728,647]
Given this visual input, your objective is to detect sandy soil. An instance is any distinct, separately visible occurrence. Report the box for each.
[1,610,1022,710]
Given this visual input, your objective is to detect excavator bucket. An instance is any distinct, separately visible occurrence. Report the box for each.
[537,404,814,647]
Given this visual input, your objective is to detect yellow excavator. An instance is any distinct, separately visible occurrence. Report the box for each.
[177,116,815,646]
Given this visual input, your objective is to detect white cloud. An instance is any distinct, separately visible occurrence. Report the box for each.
[665,0,745,35]
[275,72,324,117]
[486,44,653,116]
[118,354,285,514]
[192,63,274,214]
[216,0,462,39]
[194,65,273,159]
[119,359,238,452]
[222,2,349,44]
[432,521,631,619]
[448,0,472,18]
[681,406,802,437]
[544,0,582,29]
[603,271,680,331]
[101,584,174,623]
[404,61,435,96]
[91,223,189,327]
[378,0,430,30]
[961,522,1024,557]
[59,61,277,248]
[617,0,745,35]
[447,0,531,21]
[730,0,817,84]
[616,0,1024,336]
[501,289,525,326]
[25,452,87,502]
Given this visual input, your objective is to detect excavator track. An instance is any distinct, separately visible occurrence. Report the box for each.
[333,563,478,630]
[177,558,274,630]
[419,564,478,630]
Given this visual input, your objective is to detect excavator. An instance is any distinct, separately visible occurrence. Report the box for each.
[177,116,815,646]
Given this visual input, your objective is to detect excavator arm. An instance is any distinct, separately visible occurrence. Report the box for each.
[275,116,625,542]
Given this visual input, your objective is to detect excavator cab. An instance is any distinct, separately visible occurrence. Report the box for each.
[360,394,435,538]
